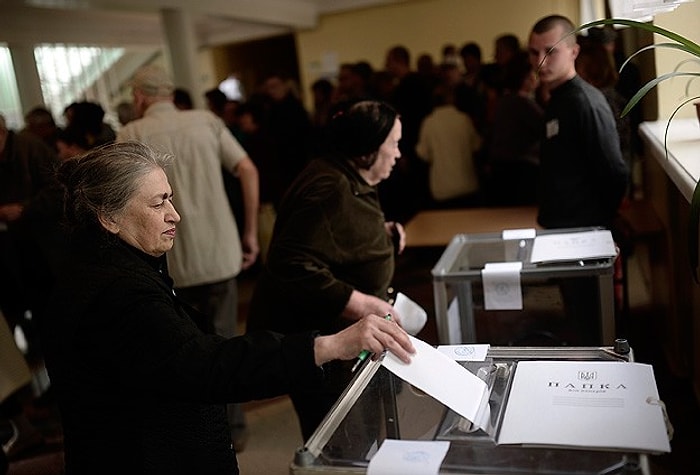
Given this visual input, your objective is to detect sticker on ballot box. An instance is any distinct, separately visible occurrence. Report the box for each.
[481,261,523,310]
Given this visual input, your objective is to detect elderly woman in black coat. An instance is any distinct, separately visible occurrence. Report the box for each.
[42,141,414,475]
[247,100,407,440]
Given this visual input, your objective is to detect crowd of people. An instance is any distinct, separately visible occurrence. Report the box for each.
[0,13,635,473]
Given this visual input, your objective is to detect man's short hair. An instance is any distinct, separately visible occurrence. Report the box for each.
[532,15,577,45]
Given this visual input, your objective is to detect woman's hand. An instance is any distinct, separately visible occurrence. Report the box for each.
[0,203,24,222]
[342,290,402,327]
[385,221,406,255]
[313,314,415,366]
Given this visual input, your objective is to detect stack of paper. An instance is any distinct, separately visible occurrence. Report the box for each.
[530,229,618,263]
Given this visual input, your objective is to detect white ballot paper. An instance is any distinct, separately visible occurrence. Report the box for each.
[497,360,671,453]
[481,262,523,310]
[530,229,617,263]
[367,439,450,475]
[382,335,491,431]
[393,292,427,335]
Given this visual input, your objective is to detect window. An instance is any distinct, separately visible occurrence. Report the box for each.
[0,44,123,128]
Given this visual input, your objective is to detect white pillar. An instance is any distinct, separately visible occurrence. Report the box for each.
[7,42,45,117]
[160,8,204,109]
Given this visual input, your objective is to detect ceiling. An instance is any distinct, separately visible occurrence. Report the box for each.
[0,0,411,48]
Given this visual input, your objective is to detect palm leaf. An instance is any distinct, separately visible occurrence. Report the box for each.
[621,71,700,117]
[674,58,700,96]
[661,95,700,160]
[619,42,699,73]
[577,18,700,56]
[573,19,700,116]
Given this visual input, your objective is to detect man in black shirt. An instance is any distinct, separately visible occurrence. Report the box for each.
[528,15,629,230]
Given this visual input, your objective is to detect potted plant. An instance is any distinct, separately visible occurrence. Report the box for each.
[573,18,700,280]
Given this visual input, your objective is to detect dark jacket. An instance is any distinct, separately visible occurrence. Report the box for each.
[43,235,323,475]
[0,129,59,324]
[0,129,58,208]
[537,75,629,229]
[247,156,394,336]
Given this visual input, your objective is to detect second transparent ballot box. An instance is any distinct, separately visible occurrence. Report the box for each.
[431,228,617,345]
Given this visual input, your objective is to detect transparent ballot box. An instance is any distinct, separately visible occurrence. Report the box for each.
[431,228,617,345]
[291,346,650,475]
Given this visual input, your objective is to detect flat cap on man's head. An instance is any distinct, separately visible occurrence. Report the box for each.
[131,65,175,97]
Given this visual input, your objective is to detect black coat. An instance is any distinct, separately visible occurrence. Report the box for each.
[43,235,323,475]
[247,157,394,336]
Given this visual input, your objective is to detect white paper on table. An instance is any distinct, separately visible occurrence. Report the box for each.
[502,228,536,240]
[393,292,427,336]
[437,344,490,361]
[382,335,490,430]
[481,262,523,310]
[497,360,671,453]
[529,229,617,263]
[367,439,450,475]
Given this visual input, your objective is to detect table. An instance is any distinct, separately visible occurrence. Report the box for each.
[404,206,540,248]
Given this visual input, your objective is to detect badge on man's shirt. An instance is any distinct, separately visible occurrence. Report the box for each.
[546,119,559,139]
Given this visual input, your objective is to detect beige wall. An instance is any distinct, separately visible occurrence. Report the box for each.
[295,0,579,109]
[652,1,700,120]
[203,0,698,119]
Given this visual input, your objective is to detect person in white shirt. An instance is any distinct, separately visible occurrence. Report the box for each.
[416,83,482,208]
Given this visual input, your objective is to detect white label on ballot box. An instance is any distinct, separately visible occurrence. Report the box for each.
[437,344,490,361]
[481,262,523,310]
[530,229,617,263]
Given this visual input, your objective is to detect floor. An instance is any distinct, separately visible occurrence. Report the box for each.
[4,245,700,474]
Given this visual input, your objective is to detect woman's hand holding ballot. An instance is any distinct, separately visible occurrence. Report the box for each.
[313,314,416,367]
[342,290,403,326]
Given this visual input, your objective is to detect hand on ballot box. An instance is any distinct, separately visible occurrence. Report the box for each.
[313,313,415,367]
